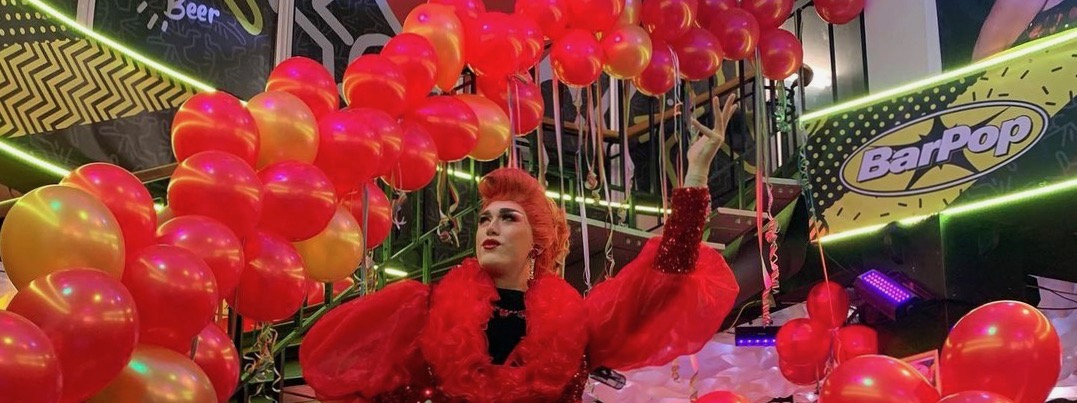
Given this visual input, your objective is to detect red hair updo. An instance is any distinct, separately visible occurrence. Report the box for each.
[478,168,569,276]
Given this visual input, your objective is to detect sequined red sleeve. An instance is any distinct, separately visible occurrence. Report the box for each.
[584,187,739,371]
[299,280,430,401]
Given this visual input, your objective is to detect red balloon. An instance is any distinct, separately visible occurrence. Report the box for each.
[343,54,408,117]
[383,121,438,191]
[227,231,307,322]
[314,109,384,195]
[742,0,793,29]
[552,29,605,87]
[157,215,244,301]
[464,12,521,78]
[266,56,339,120]
[806,281,849,329]
[835,325,878,363]
[171,91,259,166]
[0,311,62,403]
[168,150,264,238]
[821,355,940,403]
[512,14,545,73]
[697,390,749,403]
[567,0,624,32]
[405,96,479,162]
[671,27,723,81]
[697,0,738,28]
[382,33,438,109]
[815,0,865,25]
[477,74,545,135]
[341,182,393,249]
[940,301,1061,403]
[306,277,355,306]
[190,324,240,403]
[515,0,569,40]
[641,0,699,41]
[348,108,403,179]
[758,28,802,80]
[429,0,485,23]
[775,318,830,365]
[61,163,156,259]
[124,245,218,353]
[633,39,677,96]
[708,7,761,60]
[601,24,653,79]
[779,358,826,385]
[939,391,1016,403]
[8,268,139,403]
[257,161,337,241]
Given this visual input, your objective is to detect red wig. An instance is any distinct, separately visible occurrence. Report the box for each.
[478,168,569,276]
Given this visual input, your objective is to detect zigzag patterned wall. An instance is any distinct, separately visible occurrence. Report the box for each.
[0,37,197,138]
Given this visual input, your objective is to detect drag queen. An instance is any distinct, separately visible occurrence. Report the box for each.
[300,96,741,402]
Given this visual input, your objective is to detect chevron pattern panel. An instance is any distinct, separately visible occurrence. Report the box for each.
[0,36,197,138]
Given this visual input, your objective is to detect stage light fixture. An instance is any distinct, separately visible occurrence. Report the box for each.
[854,269,920,320]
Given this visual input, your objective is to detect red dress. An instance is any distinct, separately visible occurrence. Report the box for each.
[299,188,739,402]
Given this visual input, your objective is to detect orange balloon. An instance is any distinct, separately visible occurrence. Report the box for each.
[403,4,464,92]
[457,94,511,161]
[619,0,642,25]
[294,206,364,283]
[0,185,124,290]
[247,91,319,169]
[601,24,653,79]
[89,345,216,403]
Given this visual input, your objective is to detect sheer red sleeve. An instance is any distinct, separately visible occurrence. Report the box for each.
[585,187,739,371]
[299,280,430,401]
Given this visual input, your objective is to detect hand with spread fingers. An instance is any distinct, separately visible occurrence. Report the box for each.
[684,95,739,187]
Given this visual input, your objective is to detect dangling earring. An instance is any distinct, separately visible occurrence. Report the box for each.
[527,247,542,282]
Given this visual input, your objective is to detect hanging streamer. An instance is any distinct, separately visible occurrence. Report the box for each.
[753,54,776,326]
[554,76,567,212]
[435,162,462,246]
[535,70,549,186]
[572,86,593,291]
[591,82,617,279]
[506,79,519,169]
[243,324,281,402]
[657,95,670,221]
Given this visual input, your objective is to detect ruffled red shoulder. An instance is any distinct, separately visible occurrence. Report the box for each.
[585,237,739,370]
[299,280,430,400]
[420,259,588,402]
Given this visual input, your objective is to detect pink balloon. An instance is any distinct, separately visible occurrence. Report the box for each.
[61,163,157,259]
[465,12,521,78]
[266,57,339,120]
[351,108,404,179]
[258,161,337,242]
[168,150,264,238]
[0,311,62,403]
[697,0,738,28]
[697,390,749,403]
[641,0,699,41]
[123,245,218,353]
[775,318,830,365]
[633,39,676,96]
[157,215,244,301]
[940,301,1062,403]
[821,355,940,403]
[806,281,849,329]
[171,92,260,166]
[382,121,439,192]
[551,29,605,87]
[404,96,479,162]
[671,27,723,81]
[477,74,545,135]
[190,324,240,403]
[742,0,793,29]
[343,54,408,117]
[314,109,384,195]
[8,269,139,403]
[567,0,624,32]
[382,33,438,109]
[515,0,569,40]
[835,324,878,363]
[227,231,307,322]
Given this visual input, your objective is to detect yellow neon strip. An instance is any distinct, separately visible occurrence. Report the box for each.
[24,0,217,93]
[799,29,1077,124]
[819,178,1077,243]
[0,140,70,177]
[383,268,408,277]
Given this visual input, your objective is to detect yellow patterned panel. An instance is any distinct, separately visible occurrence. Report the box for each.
[0,37,197,138]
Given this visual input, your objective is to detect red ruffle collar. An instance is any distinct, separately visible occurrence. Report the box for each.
[419,259,588,402]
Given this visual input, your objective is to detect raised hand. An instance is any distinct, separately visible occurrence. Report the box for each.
[684,95,738,187]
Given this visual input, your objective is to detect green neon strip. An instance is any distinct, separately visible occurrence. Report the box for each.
[0,140,69,177]
[25,0,217,93]
[942,177,1077,217]
[799,29,1077,124]
[383,267,408,277]
[819,178,1077,243]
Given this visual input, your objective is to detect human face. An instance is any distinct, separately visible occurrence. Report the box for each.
[475,201,534,282]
